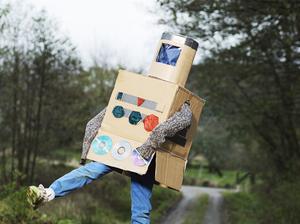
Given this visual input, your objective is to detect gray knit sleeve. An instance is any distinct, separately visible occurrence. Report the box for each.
[136,102,192,160]
[80,107,107,164]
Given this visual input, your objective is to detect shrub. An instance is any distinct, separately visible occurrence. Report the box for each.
[0,183,53,224]
[223,179,300,224]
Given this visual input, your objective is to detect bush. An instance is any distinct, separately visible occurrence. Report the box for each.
[183,167,237,188]
[0,161,182,224]
[223,192,262,224]
[0,183,53,224]
[35,163,181,224]
[261,179,300,224]
[151,186,181,223]
[223,178,300,224]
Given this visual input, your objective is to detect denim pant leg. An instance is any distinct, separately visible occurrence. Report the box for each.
[130,160,155,224]
[49,162,113,197]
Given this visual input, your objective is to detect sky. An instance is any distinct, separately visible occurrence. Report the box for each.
[25,0,169,71]
[4,0,240,71]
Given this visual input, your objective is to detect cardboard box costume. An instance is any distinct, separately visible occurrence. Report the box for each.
[86,32,205,190]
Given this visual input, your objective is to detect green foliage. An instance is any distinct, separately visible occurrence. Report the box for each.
[0,183,53,224]
[259,178,300,224]
[223,192,262,224]
[0,1,118,184]
[184,166,238,188]
[151,186,181,223]
[0,161,182,224]
[57,220,79,224]
[45,147,81,162]
[183,194,209,224]
[223,178,300,224]
[158,0,300,183]
[157,2,300,222]
[35,163,181,224]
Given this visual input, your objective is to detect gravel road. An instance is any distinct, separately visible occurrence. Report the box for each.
[160,186,227,224]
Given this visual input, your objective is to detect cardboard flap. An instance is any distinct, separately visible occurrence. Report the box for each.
[155,150,185,191]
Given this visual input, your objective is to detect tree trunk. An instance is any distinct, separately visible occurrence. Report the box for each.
[11,50,20,182]
[30,55,46,183]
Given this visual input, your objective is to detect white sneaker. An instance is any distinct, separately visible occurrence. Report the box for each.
[27,184,55,209]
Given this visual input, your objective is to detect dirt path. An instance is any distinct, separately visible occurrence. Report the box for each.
[202,187,225,224]
[160,186,228,224]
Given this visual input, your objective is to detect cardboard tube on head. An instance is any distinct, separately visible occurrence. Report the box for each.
[148,32,198,87]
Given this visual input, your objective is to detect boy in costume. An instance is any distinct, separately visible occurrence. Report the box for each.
[28,103,192,224]
[27,32,203,224]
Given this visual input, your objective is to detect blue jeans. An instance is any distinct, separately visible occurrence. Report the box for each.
[49,161,155,224]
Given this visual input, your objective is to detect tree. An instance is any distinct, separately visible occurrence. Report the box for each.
[0,1,120,186]
[0,2,82,184]
[158,0,300,181]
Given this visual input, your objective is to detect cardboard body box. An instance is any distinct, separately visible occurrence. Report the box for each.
[87,70,204,190]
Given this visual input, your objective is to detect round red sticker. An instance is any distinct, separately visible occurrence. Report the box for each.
[143,114,159,132]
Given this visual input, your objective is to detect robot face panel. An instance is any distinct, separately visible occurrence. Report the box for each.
[87,70,180,175]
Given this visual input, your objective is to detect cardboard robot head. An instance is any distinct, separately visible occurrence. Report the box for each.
[148,32,199,87]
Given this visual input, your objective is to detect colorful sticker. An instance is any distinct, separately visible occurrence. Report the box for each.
[112,106,125,118]
[143,114,159,132]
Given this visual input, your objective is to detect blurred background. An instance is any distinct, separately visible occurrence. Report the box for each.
[0,0,299,223]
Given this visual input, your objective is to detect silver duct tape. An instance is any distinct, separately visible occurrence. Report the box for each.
[116,92,158,111]
[161,32,199,50]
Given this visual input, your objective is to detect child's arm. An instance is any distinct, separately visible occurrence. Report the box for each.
[80,107,107,165]
[136,102,192,160]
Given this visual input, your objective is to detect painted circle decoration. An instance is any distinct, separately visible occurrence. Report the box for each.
[131,150,147,167]
[91,135,113,155]
[129,111,142,125]
[111,140,132,160]
[112,106,125,118]
[143,114,159,132]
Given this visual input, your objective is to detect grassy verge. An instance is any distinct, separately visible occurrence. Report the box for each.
[45,146,81,162]
[182,194,209,224]
[223,180,300,224]
[0,162,181,224]
[151,186,181,223]
[184,166,239,189]
[0,184,54,224]
[222,192,261,224]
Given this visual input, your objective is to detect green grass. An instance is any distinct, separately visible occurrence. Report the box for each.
[222,192,262,224]
[0,183,53,224]
[37,162,181,224]
[222,183,300,224]
[184,166,239,188]
[46,146,81,161]
[0,160,181,224]
[151,186,181,223]
[182,194,209,224]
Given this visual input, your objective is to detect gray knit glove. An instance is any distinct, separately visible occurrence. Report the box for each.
[136,102,192,160]
[80,107,107,165]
